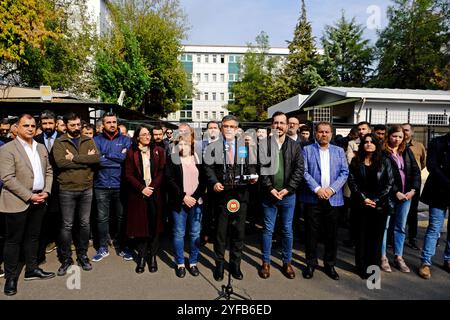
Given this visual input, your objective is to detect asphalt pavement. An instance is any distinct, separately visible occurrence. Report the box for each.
[0,206,448,301]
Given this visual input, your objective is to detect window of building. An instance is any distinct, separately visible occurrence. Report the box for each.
[220,55,225,63]
[204,73,209,82]
[204,55,209,63]
[220,93,224,101]
[186,111,192,119]
[196,54,201,63]
[196,73,201,82]
[205,92,209,100]
[220,73,225,82]
[204,111,208,119]
[196,111,200,120]
[212,92,216,101]
[229,73,238,82]
[229,92,234,100]
[212,54,217,63]
[180,54,192,62]
[220,111,224,118]
[229,55,235,63]
[195,93,200,100]
[212,111,217,119]
[212,73,217,82]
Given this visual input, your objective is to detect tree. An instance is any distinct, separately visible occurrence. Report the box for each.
[373,0,450,89]
[94,12,151,111]
[227,32,280,122]
[0,0,61,85]
[94,0,191,117]
[17,0,96,94]
[320,12,374,87]
[283,0,324,96]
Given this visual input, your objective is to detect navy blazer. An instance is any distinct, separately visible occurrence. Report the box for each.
[300,143,349,206]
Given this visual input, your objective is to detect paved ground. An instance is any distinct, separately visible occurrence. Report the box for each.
[0,205,448,301]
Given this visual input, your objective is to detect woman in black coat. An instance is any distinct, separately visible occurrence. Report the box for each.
[165,131,206,278]
[348,133,394,279]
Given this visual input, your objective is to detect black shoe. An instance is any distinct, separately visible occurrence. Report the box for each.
[189,265,200,277]
[175,266,186,278]
[4,278,17,296]
[76,255,92,271]
[302,265,315,279]
[148,256,158,273]
[407,240,420,250]
[230,265,243,280]
[324,265,340,280]
[24,268,55,281]
[135,257,145,274]
[214,262,224,281]
[57,258,73,276]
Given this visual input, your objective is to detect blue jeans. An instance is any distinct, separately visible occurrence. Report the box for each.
[59,189,93,259]
[95,188,125,249]
[172,204,203,265]
[421,207,450,265]
[393,199,412,256]
[262,194,296,264]
[381,199,411,257]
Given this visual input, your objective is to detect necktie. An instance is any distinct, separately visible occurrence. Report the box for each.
[227,143,234,165]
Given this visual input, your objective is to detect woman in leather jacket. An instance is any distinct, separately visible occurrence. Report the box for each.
[348,133,394,279]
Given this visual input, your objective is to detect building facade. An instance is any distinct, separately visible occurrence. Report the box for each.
[165,45,289,127]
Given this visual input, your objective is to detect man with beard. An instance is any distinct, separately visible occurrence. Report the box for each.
[152,126,170,154]
[92,112,132,263]
[34,110,62,263]
[52,112,100,276]
[0,118,12,143]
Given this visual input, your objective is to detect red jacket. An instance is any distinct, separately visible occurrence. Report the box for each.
[124,144,165,237]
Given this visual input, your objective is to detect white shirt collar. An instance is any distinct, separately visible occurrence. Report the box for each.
[17,136,37,150]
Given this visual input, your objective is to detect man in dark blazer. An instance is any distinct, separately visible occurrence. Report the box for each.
[300,121,349,281]
[204,115,258,281]
[0,114,55,296]
[418,130,450,279]
[34,110,62,263]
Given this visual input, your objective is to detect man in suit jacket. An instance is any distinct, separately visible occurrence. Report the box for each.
[301,121,349,281]
[0,114,55,296]
[34,110,62,263]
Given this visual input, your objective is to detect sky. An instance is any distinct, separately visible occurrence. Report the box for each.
[179,0,392,47]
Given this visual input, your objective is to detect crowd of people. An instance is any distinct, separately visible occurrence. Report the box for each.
[0,110,448,296]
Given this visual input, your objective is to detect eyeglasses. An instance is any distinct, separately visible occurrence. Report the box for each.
[139,132,151,137]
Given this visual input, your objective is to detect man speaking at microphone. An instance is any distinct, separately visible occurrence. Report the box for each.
[204,115,258,281]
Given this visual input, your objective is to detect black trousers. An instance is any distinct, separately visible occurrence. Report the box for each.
[354,206,387,275]
[304,201,340,267]
[136,236,159,259]
[214,198,247,267]
[407,192,420,241]
[3,203,46,279]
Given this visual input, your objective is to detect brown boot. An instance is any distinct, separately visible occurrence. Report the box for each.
[258,262,270,279]
[419,264,431,279]
[282,263,295,279]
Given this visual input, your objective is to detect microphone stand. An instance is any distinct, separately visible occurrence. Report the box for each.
[214,269,249,300]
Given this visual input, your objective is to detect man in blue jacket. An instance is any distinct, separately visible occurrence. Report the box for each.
[301,121,349,281]
[92,112,132,262]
